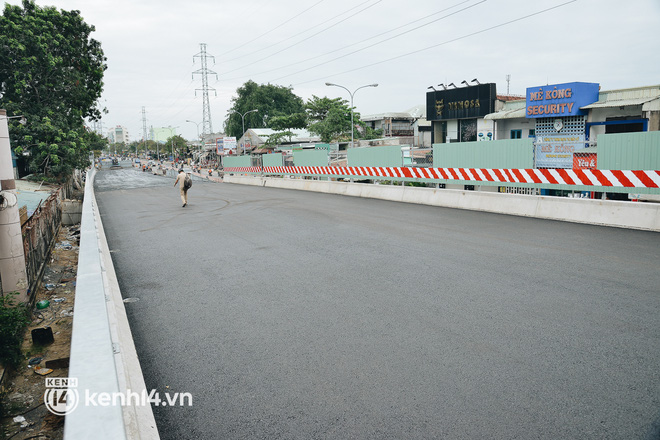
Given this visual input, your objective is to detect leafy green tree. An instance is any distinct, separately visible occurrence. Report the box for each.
[224,80,305,139]
[108,142,125,155]
[128,140,141,155]
[0,0,107,180]
[166,135,188,157]
[362,126,383,140]
[84,130,108,156]
[306,95,354,143]
[264,131,295,147]
[268,113,307,131]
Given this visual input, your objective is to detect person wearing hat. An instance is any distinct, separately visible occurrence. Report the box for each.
[174,169,189,207]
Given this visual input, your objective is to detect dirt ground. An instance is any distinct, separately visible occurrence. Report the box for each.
[1,224,80,440]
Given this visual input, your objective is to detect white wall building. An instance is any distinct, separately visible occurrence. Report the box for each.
[108,125,130,144]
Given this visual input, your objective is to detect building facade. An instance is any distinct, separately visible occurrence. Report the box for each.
[108,125,130,144]
[426,82,660,170]
[150,126,178,143]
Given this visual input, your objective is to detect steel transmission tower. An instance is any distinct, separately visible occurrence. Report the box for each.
[193,43,218,139]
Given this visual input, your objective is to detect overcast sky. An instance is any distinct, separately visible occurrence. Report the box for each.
[5,0,660,141]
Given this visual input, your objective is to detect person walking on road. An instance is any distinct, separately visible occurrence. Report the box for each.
[174,169,189,207]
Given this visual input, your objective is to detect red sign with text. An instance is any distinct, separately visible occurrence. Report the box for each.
[573,153,597,170]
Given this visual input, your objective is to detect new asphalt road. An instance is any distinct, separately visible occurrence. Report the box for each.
[94,168,660,440]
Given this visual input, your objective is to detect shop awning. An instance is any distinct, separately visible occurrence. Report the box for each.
[581,96,658,109]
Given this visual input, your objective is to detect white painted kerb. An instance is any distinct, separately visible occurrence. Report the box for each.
[65,168,159,440]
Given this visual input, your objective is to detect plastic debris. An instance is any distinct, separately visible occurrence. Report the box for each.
[34,366,53,376]
[123,297,140,303]
[52,297,66,303]
[44,283,56,291]
[13,415,26,424]
[28,357,43,366]
[56,240,74,250]
[36,299,50,309]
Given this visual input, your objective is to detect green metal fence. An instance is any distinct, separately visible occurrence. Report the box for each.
[292,149,328,167]
[263,153,284,167]
[348,145,405,167]
[222,132,660,195]
[598,131,660,170]
[223,156,251,168]
[433,139,534,169]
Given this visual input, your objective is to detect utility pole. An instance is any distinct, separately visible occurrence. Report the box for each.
[0,109,28,302]
[506,74,511,95]
[193,43,218,141]
[141,106,148,157]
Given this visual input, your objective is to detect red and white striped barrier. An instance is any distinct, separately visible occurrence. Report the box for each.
[221,167,660,189]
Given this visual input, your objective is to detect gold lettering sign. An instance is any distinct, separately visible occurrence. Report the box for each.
[446,99,480,111]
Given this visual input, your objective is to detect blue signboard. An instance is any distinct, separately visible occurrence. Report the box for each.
[526,82,599,118]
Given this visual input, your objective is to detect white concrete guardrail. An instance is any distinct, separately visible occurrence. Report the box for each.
[224,175,660,232]
[64,168,158,439]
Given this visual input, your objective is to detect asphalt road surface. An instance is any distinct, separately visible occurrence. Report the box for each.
[94,168,660,440]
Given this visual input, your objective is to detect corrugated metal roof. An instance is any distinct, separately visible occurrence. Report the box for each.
[362,112,415,121]
[247,128,320,142]
[15,180,58,216]
[581,97,658,109]
[484,107,527,120]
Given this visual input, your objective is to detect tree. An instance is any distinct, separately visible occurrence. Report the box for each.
[268,113,307,132]
[166,135,188,158]
[0,0,107,180]
[306,95,354,143]
[224,80,305,139]
[264,131,296,148]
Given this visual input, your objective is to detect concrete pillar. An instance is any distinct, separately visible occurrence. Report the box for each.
[645,110,659,132]
[0,109,29,302]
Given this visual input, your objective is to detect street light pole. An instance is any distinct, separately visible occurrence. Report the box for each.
[165,126,178,164]
[325,82,378,149]
[186,119,202,158]
[231,109,258,155]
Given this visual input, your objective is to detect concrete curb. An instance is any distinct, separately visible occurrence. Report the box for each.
[94,176,160,439]
[65,168,159,439]
[224,175,660,231]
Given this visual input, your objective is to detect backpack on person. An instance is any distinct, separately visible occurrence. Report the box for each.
[184,174,192,190]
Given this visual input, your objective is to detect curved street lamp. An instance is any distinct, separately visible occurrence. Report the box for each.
[325,82,378,148]
[231,109,258,155]
[0,115,27,125]
[186,119,202,156]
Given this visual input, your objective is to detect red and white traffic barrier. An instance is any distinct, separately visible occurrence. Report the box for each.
[221,166,660,189]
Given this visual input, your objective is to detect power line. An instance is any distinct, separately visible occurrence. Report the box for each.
[220,0,380,65]
[271,0,487,83]
[293,0,579,86]
[217,0,325,58]
[219,0,481,83]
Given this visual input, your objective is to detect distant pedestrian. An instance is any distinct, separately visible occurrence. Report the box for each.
[174,169,189,207]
